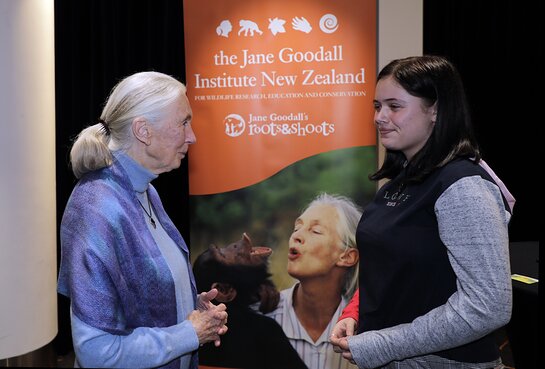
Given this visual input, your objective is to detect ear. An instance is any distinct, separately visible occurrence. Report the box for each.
[430,103,438,125]
[336,248,359,267]
[211,282,237,303]
[132,117,151,145]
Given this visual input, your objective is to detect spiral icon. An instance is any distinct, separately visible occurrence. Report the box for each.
[319,14,339,34]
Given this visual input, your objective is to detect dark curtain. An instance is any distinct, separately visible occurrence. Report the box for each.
[53,0,541,360]
[423,0,542,243]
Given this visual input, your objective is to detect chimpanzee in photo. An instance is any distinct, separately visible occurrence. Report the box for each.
[193,233,308,369]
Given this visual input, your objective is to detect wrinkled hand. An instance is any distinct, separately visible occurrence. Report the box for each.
[292,16,312,33]
[190,289,228,347]
[330,318,357,364]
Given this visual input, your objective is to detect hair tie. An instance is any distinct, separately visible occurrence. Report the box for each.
[98,118,111,135]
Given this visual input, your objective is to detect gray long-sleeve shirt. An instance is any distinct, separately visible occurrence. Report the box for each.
[350,175,512,368]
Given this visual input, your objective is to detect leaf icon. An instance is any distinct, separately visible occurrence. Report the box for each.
[268,17,286,36]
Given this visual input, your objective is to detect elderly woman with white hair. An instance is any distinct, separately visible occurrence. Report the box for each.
[57,71,227,369]
[266,192,361,369]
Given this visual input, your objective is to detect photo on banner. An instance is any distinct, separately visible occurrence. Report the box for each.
[183,0,377,289]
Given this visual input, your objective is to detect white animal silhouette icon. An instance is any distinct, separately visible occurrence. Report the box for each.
[238,20,263,36]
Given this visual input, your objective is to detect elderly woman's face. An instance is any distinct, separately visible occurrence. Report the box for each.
[147,94,196,174]
[287,204,345,280]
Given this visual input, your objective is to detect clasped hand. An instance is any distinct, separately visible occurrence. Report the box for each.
[189,288,228,347]
[330,318,357,364]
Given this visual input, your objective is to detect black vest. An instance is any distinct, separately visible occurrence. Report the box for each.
[356,159,509,363]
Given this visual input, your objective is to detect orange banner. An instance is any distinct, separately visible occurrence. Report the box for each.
[184,0,376,195]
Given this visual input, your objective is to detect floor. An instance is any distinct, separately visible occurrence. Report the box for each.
[54,351,75,369]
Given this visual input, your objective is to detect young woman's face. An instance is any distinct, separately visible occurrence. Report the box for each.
[287,204,345,280]
[373,76,436,161]
[147,94,196,174]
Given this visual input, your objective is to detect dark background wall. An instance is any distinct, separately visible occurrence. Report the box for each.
[53,0,541,363]
[423,1,542,243]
